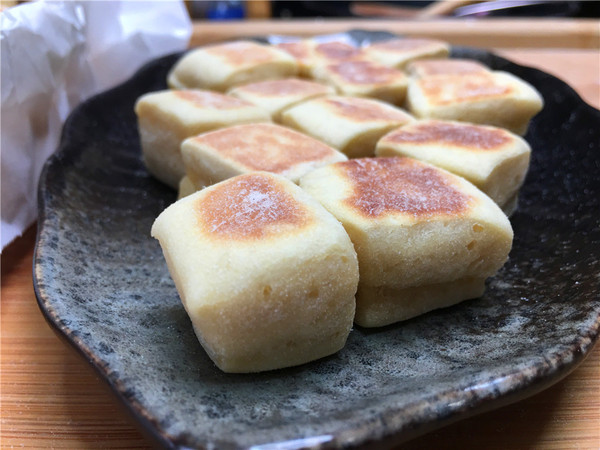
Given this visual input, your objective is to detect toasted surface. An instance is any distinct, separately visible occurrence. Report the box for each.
[135,90,269,128]
[180,123,347,192]
[281,96,414,157]
[274,41,313,60]
[378,119,514,150]
[167,40,297,91]
[151,172,358,372]
[197,174,312,240]
[406,71,544,135]
[337,157,472,220]
[275,40,368,78]
[308,41,369,77]
[229,78,333,98]
[273,41,316,77]
[364,38,450,69]
[228,78,335,121]
[376,119,531,210]
[313,41,365,61]
[321,96,411,122]
[407,58,491,78]
[312,60,408,105]
[134,90,271,188]
[414,72,513,105]
[299,157,513,326]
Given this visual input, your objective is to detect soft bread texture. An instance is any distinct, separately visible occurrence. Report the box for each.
[311,60,408,105]
[299,157,513,327]
[407,58,491,78]
[152,172,359,372]
[179,123,347,195]
[228,78,335,122]
[308,40,368,76]
[134,90,271,189]
[274,40,367,78]
[273,41,317,77]
[406,71,544,135]
[376,119,531,214]
[177,175,197,200]
[281,96,414,158]
[364,38,450,70]
[167,41,297,92]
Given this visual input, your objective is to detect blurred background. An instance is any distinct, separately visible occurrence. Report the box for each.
[185,0,600,20]
[2,1,598,20]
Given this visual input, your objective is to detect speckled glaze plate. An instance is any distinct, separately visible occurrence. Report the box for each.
[34,31,600,449]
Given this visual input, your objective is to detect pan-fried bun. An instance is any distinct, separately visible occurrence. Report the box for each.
[406,71,544,135]
[228,78,334,122]
[363,38,450,70]
[407,58,491,78]
[134,89,271,188]
[311,60,408,106]
[299,157,513,327]
[180,123,347,195]
[273,41,316,77]
[281,96,414,158]
[152,172,359,372]
[167,40,297,92]
[376,119,531,215]
[276,40,368,79]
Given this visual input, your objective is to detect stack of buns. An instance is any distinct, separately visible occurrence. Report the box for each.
[137,36,543,373]
[135,90,270,188]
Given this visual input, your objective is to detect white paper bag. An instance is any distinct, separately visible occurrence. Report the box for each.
[1,0,191,250]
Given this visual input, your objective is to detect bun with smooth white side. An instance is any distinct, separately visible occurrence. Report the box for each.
[167,40,297,92]
[152,172,359,372]
[134,89,270,188]
[299,157,513,327]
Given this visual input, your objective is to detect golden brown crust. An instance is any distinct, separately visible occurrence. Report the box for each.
[191,123,340,173]
[408,59,490,77]
[232,79,330,97]
[323,97,412,122]
[275,42,312,61]
[326,60,406,86]
[383,120,512,151]
[314,41,363,61]
[204,41,278,66]
[337,157,471,218]
[174,90,253,109]
[196,173,313,240]
[418,73,513,105]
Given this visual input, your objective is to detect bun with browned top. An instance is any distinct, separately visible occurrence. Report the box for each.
[134,89,270,188]
[152,172,359,372]
[300,157,513,327]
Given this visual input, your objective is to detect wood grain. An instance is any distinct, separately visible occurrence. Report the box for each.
[1,43,599,449]
[1,226,149,448]
[189,18,600,49]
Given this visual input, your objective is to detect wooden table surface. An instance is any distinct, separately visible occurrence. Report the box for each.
[2,19,599,449]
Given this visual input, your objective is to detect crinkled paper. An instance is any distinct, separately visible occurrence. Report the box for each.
[1,1,191,250]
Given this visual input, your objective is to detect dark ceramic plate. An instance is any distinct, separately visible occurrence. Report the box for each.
[34,31,600,449]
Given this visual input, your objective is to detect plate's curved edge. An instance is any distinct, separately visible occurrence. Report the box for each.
[368,322,600,447]
[31,32,600,450]
[31,51,187,450]
[31,268,178,449]
[32,194,180,448]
